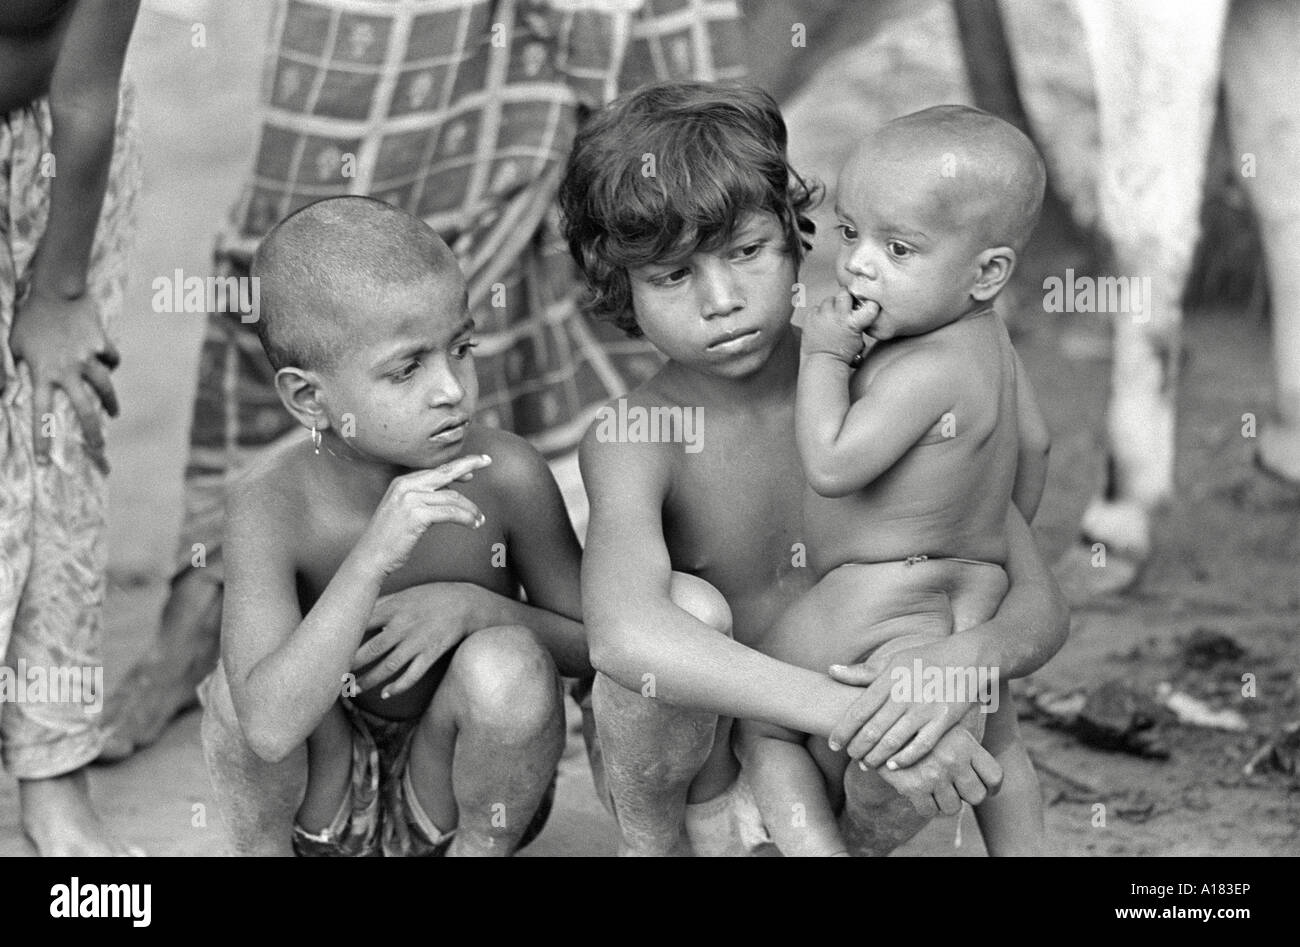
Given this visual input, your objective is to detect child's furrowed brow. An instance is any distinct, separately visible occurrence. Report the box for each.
[374,318,475,368]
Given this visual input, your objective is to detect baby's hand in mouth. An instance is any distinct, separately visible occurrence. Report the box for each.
[803,290,875,363]
[850,294,880,329]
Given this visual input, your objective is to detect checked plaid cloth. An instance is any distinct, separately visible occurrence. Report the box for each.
[179,0,744,578]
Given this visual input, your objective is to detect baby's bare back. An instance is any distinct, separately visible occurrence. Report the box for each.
[804,310,1020,578]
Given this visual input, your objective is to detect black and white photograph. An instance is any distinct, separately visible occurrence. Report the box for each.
[0,0,1295,885]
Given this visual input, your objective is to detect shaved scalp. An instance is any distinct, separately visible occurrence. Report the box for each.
[849,105,1047,253]
[251,196,464,371]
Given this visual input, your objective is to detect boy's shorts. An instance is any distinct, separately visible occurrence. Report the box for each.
[570,677,774,857]
[292,697,555,857]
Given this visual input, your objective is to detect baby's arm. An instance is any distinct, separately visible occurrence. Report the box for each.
[798,292,956,497]
[226,456,490,762]
[1011,349,1051,521]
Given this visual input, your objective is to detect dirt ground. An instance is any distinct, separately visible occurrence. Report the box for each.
[0,3,1296,857]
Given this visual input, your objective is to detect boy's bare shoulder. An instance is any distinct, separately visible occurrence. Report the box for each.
[578,372,685,479]
[225,438,310,543]
[465,424,551,494]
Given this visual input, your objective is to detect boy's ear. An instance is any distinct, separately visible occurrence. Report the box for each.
[273,367,330,432]
[971,246,1016,302]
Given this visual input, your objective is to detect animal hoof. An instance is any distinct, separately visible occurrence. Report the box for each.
[1079,497,1151,560]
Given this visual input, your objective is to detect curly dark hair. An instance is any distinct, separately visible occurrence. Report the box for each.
[559,81,820,336]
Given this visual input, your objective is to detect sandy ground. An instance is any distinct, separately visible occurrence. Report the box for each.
[1,3,1296,857]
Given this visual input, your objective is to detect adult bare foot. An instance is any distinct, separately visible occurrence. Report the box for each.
[20,769,145,856]
[98,572,222,762]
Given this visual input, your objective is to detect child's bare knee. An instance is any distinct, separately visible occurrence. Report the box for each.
[452,626,561,739]
[592,672,716,782]
[669,571,732,636]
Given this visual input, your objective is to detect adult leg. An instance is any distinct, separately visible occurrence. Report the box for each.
[4,81,142,856]
[590,572,731,856]
[406,625,564,856]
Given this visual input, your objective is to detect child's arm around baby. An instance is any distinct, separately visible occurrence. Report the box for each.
[224,454,491,762]
[582,419,869,733]
[797,292,953,496]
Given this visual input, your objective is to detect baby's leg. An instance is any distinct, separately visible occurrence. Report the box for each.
[592,572,729,857]
[973,682,1045,856]
[736,718,846,856]
[407,625,565,856]
[741,578,939,857]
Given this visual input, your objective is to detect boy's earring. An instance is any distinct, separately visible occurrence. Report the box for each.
[310,422,321,455]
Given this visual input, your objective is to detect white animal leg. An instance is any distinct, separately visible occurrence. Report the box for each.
[1225,0,1300,483]
[1077,0,1229,559]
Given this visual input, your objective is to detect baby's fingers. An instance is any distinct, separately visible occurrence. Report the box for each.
[970,746,1004,797]
[953,764,989,807]
[851,298,880,331]
[931,783,962,817]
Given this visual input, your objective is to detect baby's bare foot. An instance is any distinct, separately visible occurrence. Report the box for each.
[20,769,145,857]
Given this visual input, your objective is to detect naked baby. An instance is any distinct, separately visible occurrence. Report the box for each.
[738,105,1055,856]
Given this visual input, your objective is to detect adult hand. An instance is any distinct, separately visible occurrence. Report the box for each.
[827,635,991,769]
[352,581,488,698]
[9,289,119,474]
